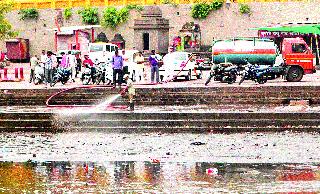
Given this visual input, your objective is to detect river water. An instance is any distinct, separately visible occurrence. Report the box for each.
[0,131,320,192]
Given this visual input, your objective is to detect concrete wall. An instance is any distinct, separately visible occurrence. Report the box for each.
[1,3,320,56]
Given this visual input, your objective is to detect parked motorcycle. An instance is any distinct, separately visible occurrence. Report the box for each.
[50,67,71,87]
[33,63,45,85]
[239,63,270,85]
[81,64,97,85]
[220,65,238,84]
[95,62,112,85]
[205,63,235,85]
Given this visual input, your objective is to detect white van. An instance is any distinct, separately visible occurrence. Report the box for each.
[88,43,119,63]
[159,52,202,81]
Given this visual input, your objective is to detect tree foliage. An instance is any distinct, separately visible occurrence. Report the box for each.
[101,7,129,29]
[191,0,223,19]
[63,8,72,20]
[0,1,18,40]
[19,8,39,20]
[239,3,251,15]
[77,7,99,25]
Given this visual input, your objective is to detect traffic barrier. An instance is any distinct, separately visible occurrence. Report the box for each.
[14,68,19,81]
[3,68,8,81]
[19,67,24,81]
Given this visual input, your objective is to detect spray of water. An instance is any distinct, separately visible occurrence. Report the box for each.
[94,94,121,110]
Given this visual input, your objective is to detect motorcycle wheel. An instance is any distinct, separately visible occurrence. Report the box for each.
[83,77,90,85]
[239,76,245,85]
[105,79,112,85]
[50,79,58,87]
[34,78,40,85]
[257,74,268,84]
[228,73,237,84]
[96,75,103,85]
[205,74,213,86]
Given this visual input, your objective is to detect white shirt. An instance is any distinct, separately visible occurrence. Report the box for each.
[122,54,129,67]
[67,54,77,67]
[40,54,47,63]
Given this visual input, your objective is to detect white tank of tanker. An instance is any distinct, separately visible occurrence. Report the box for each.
[212,38,278,65]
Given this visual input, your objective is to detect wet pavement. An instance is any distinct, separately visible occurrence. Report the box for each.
[1,131,320,164]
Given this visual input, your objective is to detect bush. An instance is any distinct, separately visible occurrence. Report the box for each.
[191,3,211,19]
[101,7,129,29]
[239,3,251,15]
[63,8,72,20]
[77,7,99,25]
[126,4,144,11]
[19,8,39,20]
[191,0,223,19]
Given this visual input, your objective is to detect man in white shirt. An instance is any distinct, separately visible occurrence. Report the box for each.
[122,50,129,75]
[40,50,47,64]
[67,51,77,82]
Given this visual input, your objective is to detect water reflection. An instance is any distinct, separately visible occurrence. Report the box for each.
[0,161,320,192]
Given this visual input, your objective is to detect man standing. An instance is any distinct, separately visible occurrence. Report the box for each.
[149,50,160,83]
[121,74,135,111]
[112,49,123,89]
[60,52,67,69]
[122,50,129,75]
[29,55,38,83]
[68,51,77,82]
[162,47,174,81]
[134,52,145,82]
[44,51,53,87]
[40,50,47,64]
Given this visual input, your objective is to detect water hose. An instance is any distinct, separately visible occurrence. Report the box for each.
[46,54,195,108]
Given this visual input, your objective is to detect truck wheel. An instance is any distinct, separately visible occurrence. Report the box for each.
[196,72,202,79]
[185,70,192,81]
[286,66,303,82]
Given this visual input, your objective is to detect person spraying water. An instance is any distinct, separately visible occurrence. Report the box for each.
[120,74,135,111]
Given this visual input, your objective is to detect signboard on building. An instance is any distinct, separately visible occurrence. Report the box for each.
[258,30,306,38]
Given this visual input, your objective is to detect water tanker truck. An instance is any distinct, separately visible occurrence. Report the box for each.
[212,38,316,82]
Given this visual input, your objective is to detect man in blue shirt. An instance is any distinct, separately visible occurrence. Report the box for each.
[149,50,161,83]
[112,49,123,88]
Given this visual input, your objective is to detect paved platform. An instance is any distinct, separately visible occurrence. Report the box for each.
[1,63,320,89]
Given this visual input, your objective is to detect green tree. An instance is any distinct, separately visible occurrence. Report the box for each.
[0,1,17,40]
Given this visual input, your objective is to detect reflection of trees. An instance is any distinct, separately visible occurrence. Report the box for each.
[0,161,45,192]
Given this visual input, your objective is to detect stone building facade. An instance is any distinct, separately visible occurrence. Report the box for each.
[1,3,320,56]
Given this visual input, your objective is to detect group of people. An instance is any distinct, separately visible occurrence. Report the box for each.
[29,50,82,86]
[110,49,162,88]
[29,50,57,86]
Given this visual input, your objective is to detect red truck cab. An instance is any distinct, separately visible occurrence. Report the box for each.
[281,38,316,82]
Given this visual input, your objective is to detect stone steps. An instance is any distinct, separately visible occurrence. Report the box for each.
[2,86,320,106]
[1,112,320,132]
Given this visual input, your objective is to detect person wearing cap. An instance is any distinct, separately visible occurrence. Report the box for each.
[121,74,135,111]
